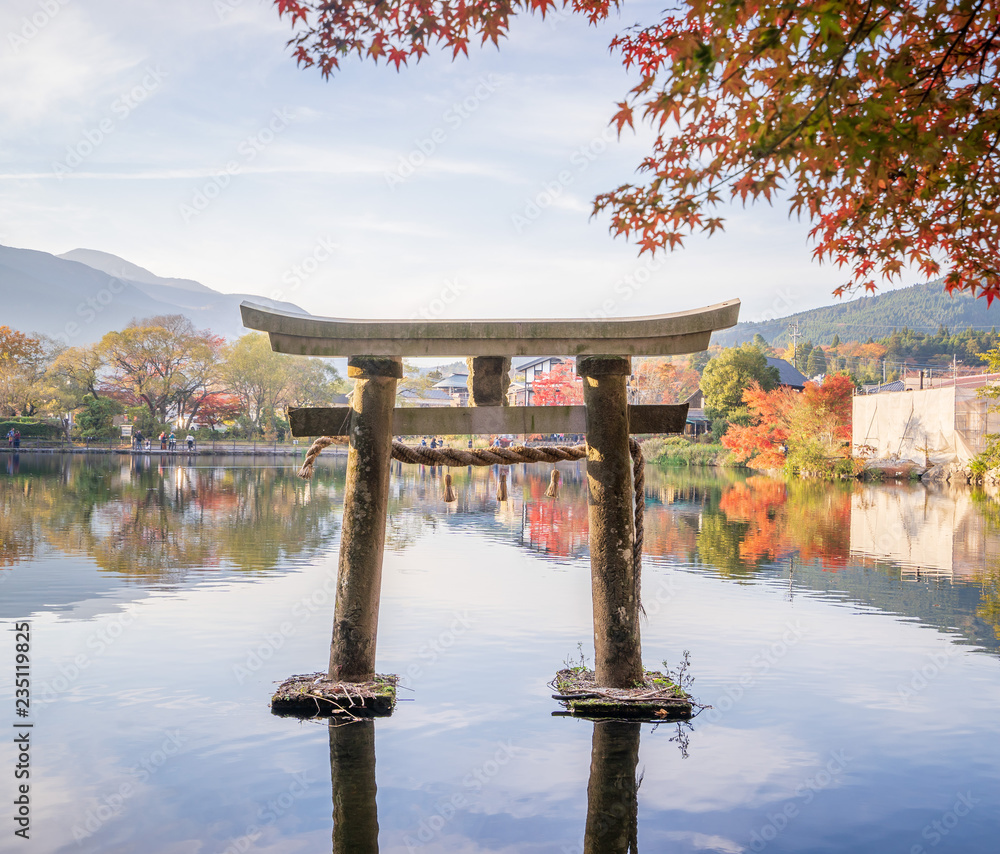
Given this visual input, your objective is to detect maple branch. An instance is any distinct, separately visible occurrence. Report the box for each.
[915,0,988,107]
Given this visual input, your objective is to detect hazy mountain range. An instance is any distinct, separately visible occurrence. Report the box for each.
[0,243,305,344]
[714,280,1000,348]
[4,242,998,352]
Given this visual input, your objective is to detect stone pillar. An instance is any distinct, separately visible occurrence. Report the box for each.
[583,721,641,854]
[577,355,642,689]
[329,720,379,854]
[328,356,402,682]
[466,356,511,406]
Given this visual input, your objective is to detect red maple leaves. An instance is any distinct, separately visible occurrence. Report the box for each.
[274,0,1000,301]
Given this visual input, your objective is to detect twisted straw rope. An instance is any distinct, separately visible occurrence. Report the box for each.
[297,435,645,585]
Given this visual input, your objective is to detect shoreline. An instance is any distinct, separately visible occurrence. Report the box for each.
[0,445,348,457]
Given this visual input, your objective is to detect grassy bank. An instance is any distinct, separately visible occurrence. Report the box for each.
[640,436,740,467]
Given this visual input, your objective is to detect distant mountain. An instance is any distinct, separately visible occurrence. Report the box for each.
[0,244,306,344]
[714,280,1000,347]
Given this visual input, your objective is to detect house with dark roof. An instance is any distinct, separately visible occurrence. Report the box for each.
[683,357,810,436]
[682,389,711,436]
[433,372,469,406]
[398,388,456,407]
[766,357,809,390]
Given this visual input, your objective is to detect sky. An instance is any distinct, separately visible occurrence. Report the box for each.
[0,0,913,329]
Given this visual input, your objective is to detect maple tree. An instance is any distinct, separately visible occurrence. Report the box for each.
[723,373,856,474]
[191,392,243,432]
[531,362,584,405]
[632,358,697,403]
[274,0,1000,300]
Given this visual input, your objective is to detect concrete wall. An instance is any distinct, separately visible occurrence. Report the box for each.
[852,386,1000,465]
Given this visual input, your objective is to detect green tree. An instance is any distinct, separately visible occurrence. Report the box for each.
[221,333,292,436]
[286,358,344,407]
[806,347,827,377]
[701,344,780,420]
[795,341,814,372]
[74,395,124,439]
[972,346,1000,476]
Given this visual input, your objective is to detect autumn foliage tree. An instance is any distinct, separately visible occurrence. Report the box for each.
[275,0,1000,300]
[531,362,584,405]
[724,373,857,475]
[0,327,45,416]
[631,358,688,403]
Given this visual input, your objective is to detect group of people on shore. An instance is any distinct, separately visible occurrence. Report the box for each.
[5,428,21,448]
[131,429,195,452]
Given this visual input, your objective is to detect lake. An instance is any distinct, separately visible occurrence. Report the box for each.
[1,452,999,853]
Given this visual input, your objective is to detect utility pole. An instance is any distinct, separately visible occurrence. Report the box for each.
[788,322,800,369]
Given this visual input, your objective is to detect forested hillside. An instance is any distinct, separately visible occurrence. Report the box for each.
[715,281,1000,347]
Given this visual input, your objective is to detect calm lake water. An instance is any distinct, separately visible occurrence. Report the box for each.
[2,452,1000,853]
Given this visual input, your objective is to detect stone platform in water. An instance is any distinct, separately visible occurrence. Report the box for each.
[270,672,397,719]
[551,668,693,721]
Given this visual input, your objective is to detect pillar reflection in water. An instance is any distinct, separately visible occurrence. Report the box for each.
[584,721,641,854]
[329,719,379,854]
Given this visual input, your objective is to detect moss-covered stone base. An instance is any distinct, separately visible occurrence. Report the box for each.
[270,672,397,719]
[551,668,692,721]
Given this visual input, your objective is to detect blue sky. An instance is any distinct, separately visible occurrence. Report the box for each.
[0,0,910,327]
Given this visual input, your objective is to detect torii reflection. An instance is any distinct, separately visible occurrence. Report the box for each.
[583,721,641,854]
[329,719,379,854]
[326,718,654,854]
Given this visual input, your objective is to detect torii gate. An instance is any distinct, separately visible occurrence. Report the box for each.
[241,299,740,715]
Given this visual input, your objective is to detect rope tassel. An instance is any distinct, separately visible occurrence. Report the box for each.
[545,468,561,498]
[442,472,456,503]
[297,437,644,610]
[496,470,508,502]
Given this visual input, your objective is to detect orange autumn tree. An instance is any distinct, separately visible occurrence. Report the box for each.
[631,358,676,403]
[723,382,797,470]
[724,373,856,475]
[276,0,1000,300]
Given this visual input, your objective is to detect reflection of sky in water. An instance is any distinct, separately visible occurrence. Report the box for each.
[1,454,1000,852]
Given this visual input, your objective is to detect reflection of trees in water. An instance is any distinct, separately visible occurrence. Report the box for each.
[969,493,1000,639]
[642,471,853,576]
[0,455,341,578]
[384,462,591,560]
[0,475,40,567]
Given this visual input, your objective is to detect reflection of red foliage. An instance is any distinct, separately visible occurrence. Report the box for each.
[525,502,588,556]
[525,476,589,556]
[642,506,699,560]
[719,476,851,569]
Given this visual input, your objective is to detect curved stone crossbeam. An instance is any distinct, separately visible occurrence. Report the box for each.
[240,299,741,357]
